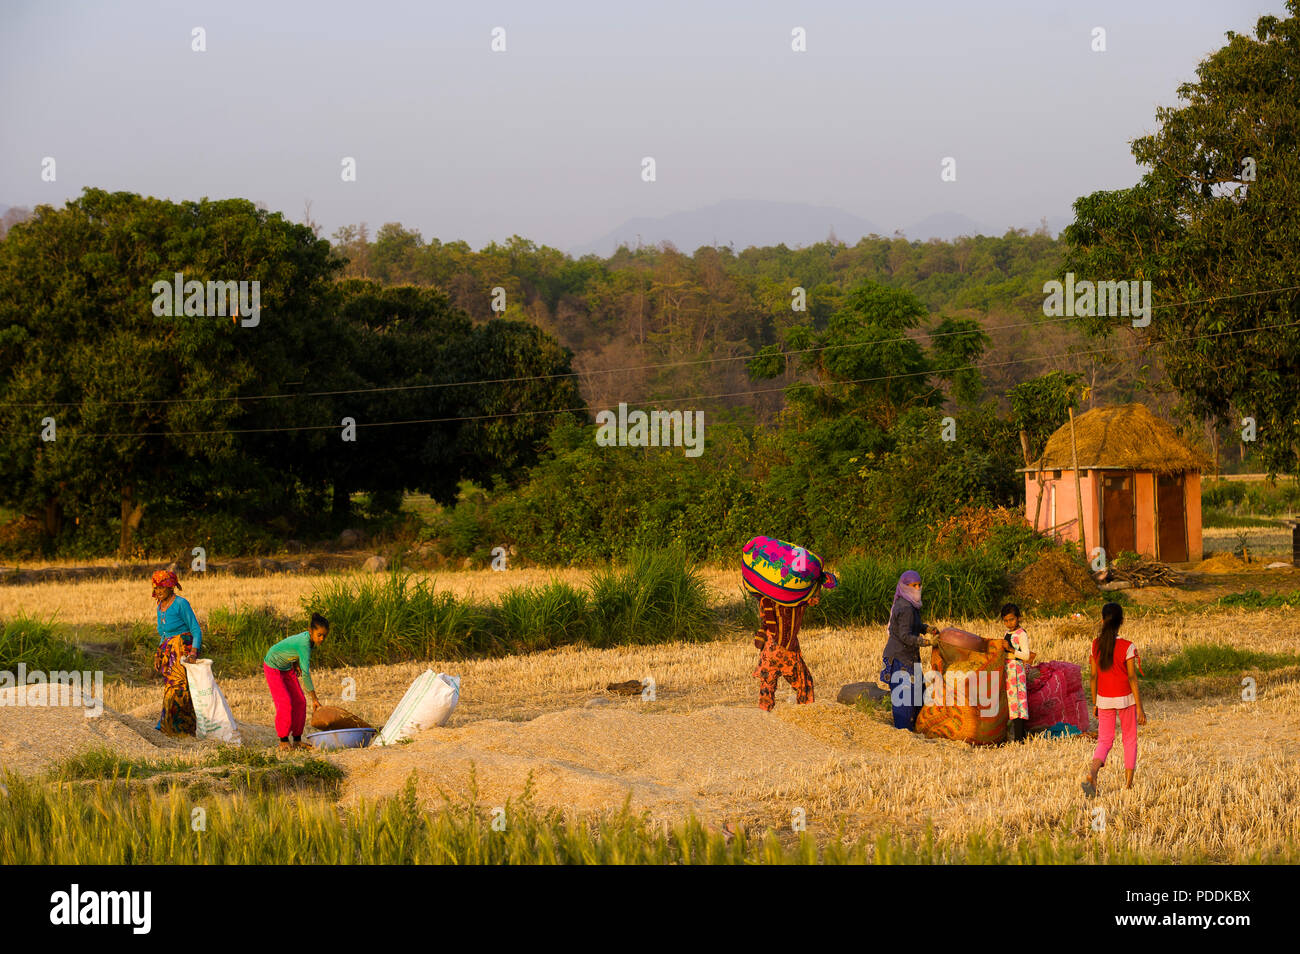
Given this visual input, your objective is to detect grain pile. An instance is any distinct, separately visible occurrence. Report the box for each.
[1198,553,1251,574]
[333,704,869,820]
[0,686,279,776]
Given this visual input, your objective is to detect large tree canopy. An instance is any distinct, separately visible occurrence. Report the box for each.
[1063,3,1300,472]
[0,189,582,552]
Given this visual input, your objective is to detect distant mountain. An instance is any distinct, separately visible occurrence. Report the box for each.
[571,199,882,257]
[574,201,1071,255]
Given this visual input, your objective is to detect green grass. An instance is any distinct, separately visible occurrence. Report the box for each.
[55,748,194,780]
[0,615,93,673]
[587,549,714,646]
[1211,590,1300,610]
[2,771,1287,864]
[1202,478,1300,515]
[1201,509,1283,529]
[818,546,1008,625]
[48,744,344,797]
[1143,643,1300,681]
[285,549,715,663]
[493,581,590,652]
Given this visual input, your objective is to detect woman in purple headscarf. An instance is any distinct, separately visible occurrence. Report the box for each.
[880,570,940,730]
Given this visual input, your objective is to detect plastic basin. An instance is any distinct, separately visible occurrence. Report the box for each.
[938,628,986,652]
[305,727,377,750]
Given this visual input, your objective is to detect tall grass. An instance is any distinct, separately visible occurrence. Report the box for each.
[587,550,713,646]
[0,615,92,673]
[818,548,1007,626]
[230,550,720,665]
[306,574,492,663]
[200,604,297,674]
[1,771,1286,864]
[493,581,590,652]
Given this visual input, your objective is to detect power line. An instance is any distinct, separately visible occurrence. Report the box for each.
[5,282,1298,410]
[46,316,1300,439]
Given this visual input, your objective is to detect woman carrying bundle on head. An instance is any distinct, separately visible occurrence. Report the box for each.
[881,570,940,731]
[151,569,202,736]
[742,537,837,712]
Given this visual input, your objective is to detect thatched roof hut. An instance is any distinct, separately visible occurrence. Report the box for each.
[1022,404,1207,563]
[1031,404,1211,475]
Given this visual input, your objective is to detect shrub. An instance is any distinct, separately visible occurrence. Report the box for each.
[588,549,715,646]
[0,616,91,673]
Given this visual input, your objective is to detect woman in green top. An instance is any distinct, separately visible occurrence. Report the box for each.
[263,614,328,750]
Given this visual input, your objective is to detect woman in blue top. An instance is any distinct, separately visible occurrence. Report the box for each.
[151,569,201,736]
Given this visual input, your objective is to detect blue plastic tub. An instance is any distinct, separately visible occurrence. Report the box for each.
[305,727,377,750]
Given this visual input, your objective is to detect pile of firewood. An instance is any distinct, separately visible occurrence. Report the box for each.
[1108,557,1183,587]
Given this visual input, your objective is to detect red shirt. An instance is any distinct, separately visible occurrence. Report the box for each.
[1091,637,1137,697]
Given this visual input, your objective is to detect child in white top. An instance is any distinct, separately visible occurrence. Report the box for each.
[1000,603,1032,742]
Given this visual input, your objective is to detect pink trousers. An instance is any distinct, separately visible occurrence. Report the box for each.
[264,664,306,738]
[1093,705,1138,771]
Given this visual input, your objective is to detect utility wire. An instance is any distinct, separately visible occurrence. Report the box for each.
[4,282,1298,410]
[46,316,1300,439]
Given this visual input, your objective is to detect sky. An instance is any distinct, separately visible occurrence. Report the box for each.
[0,0,1289,251]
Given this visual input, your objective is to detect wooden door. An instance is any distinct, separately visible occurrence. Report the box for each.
[1101,473,1136,555]
[1157,473,1189,562]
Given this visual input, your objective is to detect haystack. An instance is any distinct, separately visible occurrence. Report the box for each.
[1032,404,1210,474]
[1022,404,1209,563]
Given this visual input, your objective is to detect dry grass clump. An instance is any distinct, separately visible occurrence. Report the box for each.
[929,506,1028,550]
[1008,550,1099,606]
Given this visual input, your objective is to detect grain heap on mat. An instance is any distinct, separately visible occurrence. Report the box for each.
[0,686,277,776]
[333,704,856,818]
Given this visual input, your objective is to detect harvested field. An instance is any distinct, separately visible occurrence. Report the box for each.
[1203,526,1294,558]
[3,566,1298,860]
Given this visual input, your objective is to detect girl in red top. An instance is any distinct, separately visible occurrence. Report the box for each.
[1083,602,1146,796]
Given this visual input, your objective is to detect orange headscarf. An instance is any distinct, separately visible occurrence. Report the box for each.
[151,569,181,592]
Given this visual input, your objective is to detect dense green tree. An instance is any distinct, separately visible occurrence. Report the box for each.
[0,188,338,553]
[1063,3,1300,472]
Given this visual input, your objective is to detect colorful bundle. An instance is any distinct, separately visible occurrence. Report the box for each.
[741,536,837,607]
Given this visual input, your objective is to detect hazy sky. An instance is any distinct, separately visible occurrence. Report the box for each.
[0,0,1287,250]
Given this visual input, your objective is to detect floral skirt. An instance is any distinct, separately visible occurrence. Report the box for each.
[153,634,197,736]
[1006,659,1029,720]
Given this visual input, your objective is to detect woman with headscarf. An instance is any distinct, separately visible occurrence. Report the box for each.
[150,569,202,736]
[880,570,940,730]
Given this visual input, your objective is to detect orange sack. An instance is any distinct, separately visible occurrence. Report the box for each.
[914,632,1009,745]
